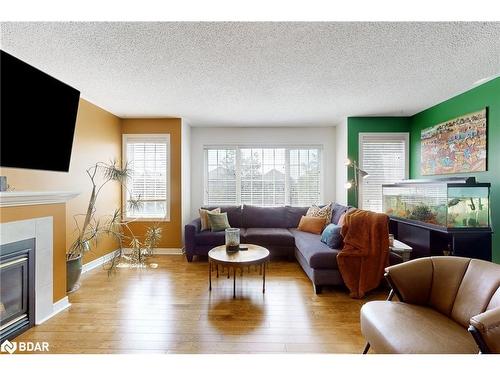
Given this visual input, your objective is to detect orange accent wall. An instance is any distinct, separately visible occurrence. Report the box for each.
[121,118,182,248]
[0,98,123,272]
[0,204,66,302]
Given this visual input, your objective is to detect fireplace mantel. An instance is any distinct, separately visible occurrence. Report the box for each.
[0,191,80,207]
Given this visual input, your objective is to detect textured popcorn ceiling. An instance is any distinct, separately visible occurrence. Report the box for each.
[1,22,499,126]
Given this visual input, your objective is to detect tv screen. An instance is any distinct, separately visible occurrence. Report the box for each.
[1,50,80,172]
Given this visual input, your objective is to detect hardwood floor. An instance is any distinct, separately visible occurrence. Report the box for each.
[15,255,386,354]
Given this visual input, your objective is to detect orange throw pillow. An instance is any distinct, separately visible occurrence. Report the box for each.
[297,215,326,234]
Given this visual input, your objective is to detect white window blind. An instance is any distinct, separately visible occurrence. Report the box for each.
[289,148,321,206]
[205,146,322,206]
[206,148,237,205]
[123,134,170,220]
[359,133,409,213]
[240,148,286,206]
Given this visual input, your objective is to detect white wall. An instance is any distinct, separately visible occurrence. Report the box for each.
[181,119,191,242]
[335,120,348,205]
[189,126,336,220]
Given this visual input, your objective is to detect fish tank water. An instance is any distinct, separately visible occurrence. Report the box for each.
[382,177,490,229]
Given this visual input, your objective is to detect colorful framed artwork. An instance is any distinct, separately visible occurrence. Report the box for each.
[421,108,487,176]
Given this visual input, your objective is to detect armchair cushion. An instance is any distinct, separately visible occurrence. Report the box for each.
[428,256,471,316]
[451,259,500,328]
[361,301,477,354]
[385,257,433,305]
[385,256,473,316]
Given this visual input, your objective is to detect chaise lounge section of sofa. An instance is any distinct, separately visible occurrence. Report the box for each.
[184,203,352,292]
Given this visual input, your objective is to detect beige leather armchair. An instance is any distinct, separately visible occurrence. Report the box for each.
[360,256,500,354]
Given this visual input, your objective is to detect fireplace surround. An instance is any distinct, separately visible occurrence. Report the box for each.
[0,190,79,343]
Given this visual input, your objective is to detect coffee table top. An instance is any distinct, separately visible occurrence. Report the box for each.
[208,244,270,266]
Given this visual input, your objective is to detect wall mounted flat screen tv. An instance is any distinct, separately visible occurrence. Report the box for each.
[1,50,80,172]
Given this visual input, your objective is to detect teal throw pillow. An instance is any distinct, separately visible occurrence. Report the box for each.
[320,223,343,249]
[207,212,231,232]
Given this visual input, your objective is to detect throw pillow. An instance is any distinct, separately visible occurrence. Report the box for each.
[199,207,221,231]
[337,212,347,227]
[306,203,332,225]
[320,224,343,249]
[297,215,326,235]
[337,208,358,226]
[207,211,231,232]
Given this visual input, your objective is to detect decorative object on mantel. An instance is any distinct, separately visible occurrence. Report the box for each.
[344,158,369,208]
[0,176,7,192]
[66,160,162,292]
[421,108,487,176]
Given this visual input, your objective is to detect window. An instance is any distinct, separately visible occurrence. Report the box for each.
[359,133,409,212]
[123,134,170,220]
[205,146,322,206]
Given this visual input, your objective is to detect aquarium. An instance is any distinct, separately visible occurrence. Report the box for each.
[382,177,490,229]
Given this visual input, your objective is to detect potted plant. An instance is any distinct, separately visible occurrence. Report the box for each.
[66,161,162,292]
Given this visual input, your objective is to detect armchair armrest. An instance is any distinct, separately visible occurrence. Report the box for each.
[384,258,433,305]
[469,306,500,354]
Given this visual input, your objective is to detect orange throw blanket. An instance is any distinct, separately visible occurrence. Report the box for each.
[338,209,389,298]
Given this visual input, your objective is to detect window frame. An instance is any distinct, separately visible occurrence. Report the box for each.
[203,144,324,207]
[358,132,409,212]
[122,133,171,222]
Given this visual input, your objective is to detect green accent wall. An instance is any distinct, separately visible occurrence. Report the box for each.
[347,117,411,206]
[346,77,500,263]
[410,77,500,263]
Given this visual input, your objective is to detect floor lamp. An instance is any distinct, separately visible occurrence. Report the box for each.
[345,159,369,208]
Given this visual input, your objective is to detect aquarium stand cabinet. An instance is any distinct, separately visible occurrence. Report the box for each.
[388,217,492,261]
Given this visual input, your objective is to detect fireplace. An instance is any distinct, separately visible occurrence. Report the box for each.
[0,238,35,342]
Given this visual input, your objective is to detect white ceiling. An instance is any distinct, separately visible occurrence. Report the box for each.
[1,22,499,126]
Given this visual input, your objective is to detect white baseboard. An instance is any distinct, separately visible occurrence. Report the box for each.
[37,296,71,325]
[122,247,183,255]
[82,248,184,275]
[82,249,120,274]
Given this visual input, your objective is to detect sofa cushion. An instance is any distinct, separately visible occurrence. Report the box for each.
[291,229,339,269]
[199,207,220,231]
[360,301,477,354]
[297,216,326,234]
[202,205,242,228]
[242,205,288,228]
[207,212,231,231]
[331,203,350,224]
[245,227,295,246]
[286,206,309,228]
[195,228,247,246]
[320,223,343,249]
[306,203,333,224]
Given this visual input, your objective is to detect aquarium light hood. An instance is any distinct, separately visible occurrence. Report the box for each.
[397,177,476,184]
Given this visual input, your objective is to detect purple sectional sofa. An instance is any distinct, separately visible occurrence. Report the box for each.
[184,203,352,293]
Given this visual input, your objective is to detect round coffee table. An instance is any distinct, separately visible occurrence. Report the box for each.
[208,244,270,298]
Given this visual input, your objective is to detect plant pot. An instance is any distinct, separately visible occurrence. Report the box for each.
[66,255,82,293]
